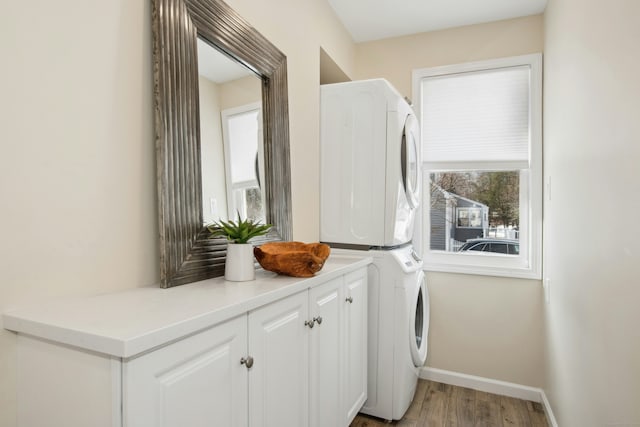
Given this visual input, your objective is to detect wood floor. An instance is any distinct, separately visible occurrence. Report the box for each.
[350,380,549,427]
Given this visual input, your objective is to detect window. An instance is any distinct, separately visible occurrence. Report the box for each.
[221,103,266,223]
[412,54,542,279]
[457,207,483,228]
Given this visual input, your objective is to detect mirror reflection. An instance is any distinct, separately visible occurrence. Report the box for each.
[197,38,266,225]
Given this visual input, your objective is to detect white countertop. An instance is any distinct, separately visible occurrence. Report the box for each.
[3,255,371,359]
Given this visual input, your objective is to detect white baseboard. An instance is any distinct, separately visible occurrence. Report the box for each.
[419,366,541,402]
[539,387,559,427]
[420,367,558,427]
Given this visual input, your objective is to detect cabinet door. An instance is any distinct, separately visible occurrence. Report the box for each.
[124,316,248,427]
[248,291,309,427]
[343,269,368,424]
[309,277,343,427]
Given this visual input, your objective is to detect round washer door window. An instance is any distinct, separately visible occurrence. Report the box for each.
[400,113,421,209]
[409,270,429,367]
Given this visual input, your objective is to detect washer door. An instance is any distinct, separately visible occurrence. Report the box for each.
[400,113,420,209]
[409,270,429,367]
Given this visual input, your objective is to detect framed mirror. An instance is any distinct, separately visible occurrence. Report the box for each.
[153,0,292,287]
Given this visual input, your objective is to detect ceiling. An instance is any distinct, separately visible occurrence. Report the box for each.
[327,0,548,42]
[197,38,255,84]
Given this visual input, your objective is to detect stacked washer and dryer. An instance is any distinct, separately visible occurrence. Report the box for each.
[320,79,430,422]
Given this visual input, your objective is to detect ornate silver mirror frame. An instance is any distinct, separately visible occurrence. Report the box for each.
[153,0,292,287]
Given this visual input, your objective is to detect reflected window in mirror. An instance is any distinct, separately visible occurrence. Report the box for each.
[197,38,265,225]
[220,104,266,223]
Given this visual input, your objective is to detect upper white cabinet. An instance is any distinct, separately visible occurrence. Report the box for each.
[4,258,370,427]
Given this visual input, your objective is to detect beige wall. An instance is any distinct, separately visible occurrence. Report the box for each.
[355,14,543,101]
[218,75,261,111]
[355,16,546,387]
[543,0,640,425]
[1,2,156,425]
[0,0,354,425]
[426,273,544,386]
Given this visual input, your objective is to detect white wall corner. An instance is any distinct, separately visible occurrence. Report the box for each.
[420,367,557,427]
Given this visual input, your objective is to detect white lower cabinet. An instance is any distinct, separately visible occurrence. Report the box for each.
[124,315,249,427]
[7,259,372,427]
[124,270,367,427]
[343,269,368,423]
[309,268,368,427]
[248,290,309,427]
[309,276,343,427]
[124,294,311,427]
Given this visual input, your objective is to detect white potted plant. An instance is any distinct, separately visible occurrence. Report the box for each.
[207,215,272,281]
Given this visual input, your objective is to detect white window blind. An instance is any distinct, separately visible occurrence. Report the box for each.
[421,65,531,168]
[227,109,260,183]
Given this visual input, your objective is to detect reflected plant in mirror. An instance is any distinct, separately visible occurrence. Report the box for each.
[153,0,291,287]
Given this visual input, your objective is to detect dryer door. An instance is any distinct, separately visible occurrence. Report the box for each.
[400,113,421,209]
[409,270,429,367]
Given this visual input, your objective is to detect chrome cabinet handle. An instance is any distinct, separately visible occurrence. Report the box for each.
[305,319,315,328]
[240,356,254,369]
[313,316,323,325]
[345,296,353,303]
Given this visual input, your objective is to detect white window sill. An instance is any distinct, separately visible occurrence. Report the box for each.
[423,252,541,280]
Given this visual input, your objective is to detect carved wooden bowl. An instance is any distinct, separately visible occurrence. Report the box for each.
[254,242,331,277]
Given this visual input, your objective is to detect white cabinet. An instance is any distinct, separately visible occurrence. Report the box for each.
[124,270,367,427]
[248,290,309,427]
[343,269,368,423]
[309,276,343,427]
[6,260,370,427]
[124,315,249,427]
[309,268,368,427]
[123,294,311,427]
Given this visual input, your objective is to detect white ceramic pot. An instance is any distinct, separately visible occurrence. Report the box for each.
[225,243,256,282]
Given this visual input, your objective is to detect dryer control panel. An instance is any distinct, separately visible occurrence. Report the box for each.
[392,246,423,273]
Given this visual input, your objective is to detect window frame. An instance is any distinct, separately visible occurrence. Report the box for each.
[412,54,542,280]
[220,102,265,221]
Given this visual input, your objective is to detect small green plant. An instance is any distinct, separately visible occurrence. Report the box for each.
[207,214,272,244]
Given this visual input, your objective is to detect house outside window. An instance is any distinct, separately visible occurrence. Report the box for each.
[412,54,542,279]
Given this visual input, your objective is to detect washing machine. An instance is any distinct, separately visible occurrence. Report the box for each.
[336,245,429,421]
[320,79,421,248]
